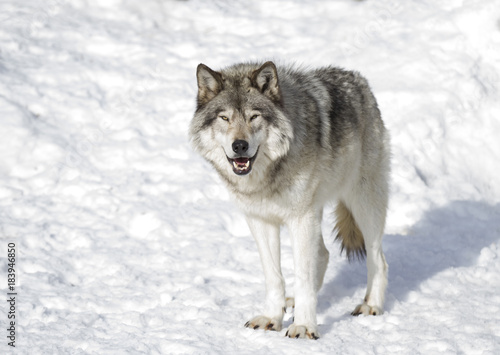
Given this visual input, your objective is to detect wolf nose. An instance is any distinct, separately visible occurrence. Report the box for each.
[232,140,249,154]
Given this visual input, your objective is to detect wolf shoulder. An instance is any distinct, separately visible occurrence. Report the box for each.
[277,65,384,147]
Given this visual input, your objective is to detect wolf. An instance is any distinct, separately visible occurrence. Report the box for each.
[189,61,390,339]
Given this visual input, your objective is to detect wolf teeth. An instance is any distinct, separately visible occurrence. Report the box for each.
[233,160,250,170]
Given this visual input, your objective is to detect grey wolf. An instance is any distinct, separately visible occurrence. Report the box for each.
[189,61,390,339]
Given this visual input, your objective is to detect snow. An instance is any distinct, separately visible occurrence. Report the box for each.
[1,0,500,353]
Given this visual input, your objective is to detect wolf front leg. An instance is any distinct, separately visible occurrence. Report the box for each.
[244,215,286,332]
[285,209,327,339]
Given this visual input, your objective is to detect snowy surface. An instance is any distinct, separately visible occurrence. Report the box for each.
[1,0,500,353]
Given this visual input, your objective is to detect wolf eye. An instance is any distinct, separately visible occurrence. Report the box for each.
[219,115,229,121]
[250,114,259,121]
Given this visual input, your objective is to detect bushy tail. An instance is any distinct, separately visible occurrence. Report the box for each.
[334,201,366,261]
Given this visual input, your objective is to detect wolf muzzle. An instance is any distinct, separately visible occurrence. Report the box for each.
[226,140,258,176]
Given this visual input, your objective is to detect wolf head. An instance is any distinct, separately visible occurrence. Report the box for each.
[189,62,293,181]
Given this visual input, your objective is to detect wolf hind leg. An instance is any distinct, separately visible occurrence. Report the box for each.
[316,233,329,292]
[285,296,295,310]
[341,180,389,316]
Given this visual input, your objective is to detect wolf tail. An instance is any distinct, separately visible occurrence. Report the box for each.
[334,201,366,261]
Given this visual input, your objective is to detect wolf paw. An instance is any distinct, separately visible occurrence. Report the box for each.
[244,316,282,331]
[285,324,319,339]
[351,303,383,316]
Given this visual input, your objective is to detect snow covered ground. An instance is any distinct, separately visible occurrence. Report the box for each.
[1,0,499,353]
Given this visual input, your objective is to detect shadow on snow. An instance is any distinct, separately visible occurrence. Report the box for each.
[319,200,500,332]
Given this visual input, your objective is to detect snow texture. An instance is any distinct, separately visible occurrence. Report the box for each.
[1,0,500,354]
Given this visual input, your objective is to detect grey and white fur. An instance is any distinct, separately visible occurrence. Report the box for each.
[189,61,390,339]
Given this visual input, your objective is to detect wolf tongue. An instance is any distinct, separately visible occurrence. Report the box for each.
[234,157,249,166]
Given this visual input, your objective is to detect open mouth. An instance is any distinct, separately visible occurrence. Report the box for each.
[226,149,258,176]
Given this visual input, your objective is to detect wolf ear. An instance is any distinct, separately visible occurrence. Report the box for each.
[251,61,282,105]
[197,64,223,107]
